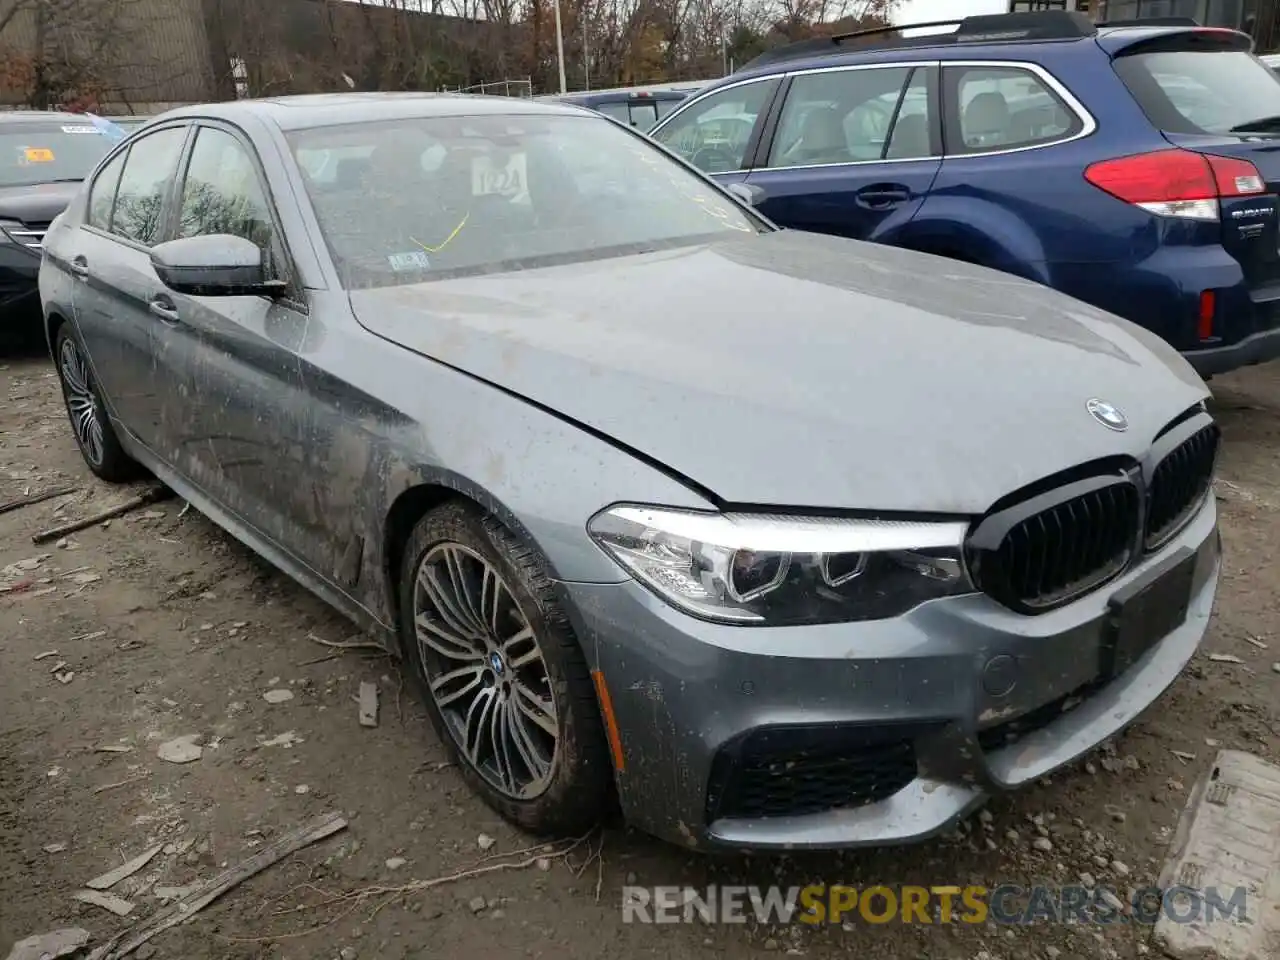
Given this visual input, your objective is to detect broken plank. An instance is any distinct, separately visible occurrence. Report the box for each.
[32,486,173,545]
[358,682,379,728]
[73,889,135,917]
[85,811,347,960]
[4,928,91,960]
[0,485,78,517]
[86,843,163,890]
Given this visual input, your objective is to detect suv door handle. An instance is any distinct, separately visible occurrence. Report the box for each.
[855,186,912,209]
[69,255,90,280]
[148,296,180,324]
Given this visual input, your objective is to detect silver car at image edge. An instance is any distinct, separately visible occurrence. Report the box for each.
[37,92,1221,851]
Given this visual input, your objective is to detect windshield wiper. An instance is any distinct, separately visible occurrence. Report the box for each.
[1229,115,1280,133]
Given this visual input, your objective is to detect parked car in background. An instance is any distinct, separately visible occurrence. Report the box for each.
[1,111,116,328]
[650,11,1280,377]
[542,81,706,130]
[40,92,1220,852]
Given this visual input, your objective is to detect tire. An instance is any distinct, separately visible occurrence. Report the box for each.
[398,501,612,836]
[53,324,145,483]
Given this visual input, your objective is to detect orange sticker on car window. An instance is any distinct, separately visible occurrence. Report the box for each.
[24,147,55,163]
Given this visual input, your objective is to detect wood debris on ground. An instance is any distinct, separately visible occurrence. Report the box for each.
[358,682,379,728]
[86,843,163,890]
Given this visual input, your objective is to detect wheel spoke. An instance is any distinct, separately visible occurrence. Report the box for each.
[443,547,489,636]
[490,696,517,792]
[481,565,503,636]
[502,626,540,670]
[418,564,483,642]
[414,612,484,662]
[513,680,558,738]
[429,665,484,709]
[462,687,499,766]
[506,696,553,780]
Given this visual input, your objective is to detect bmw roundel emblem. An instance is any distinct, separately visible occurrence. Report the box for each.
[1086,398,1128,432]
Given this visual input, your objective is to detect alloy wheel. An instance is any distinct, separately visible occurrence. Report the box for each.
[59,337,105,467]
[413,543,559,799]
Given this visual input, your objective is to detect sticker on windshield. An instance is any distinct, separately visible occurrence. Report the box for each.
[471,153,528,202]
[388,251,430,272]
[61,125,100,134]
[23,147,55,163]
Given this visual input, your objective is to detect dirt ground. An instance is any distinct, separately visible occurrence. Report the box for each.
[2,343,1278,960]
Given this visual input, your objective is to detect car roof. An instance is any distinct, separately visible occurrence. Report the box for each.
[157,92,587,132]
[725,13,1230,82]
[0,111,92,124]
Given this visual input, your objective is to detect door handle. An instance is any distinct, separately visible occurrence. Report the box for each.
[855,186,912,210]
[69,255,90,281]
[148,297,181,324]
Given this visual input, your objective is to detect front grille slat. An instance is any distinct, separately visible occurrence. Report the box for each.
[7,226,47,249]
[1146,423,1219,551]
[968,412,1218,615]
[968,476,1140,613]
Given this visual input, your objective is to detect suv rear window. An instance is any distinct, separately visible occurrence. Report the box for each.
[1115,49,1280,136]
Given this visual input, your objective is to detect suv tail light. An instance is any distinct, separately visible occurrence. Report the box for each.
[1083,149,1265,221]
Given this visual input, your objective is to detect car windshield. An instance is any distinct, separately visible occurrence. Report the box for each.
[0,121,115,187]
[1114,49,1280,135]
[288,113,762,288]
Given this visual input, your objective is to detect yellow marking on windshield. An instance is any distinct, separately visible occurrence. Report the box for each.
[410,212,470,254]
[24,147,55,163]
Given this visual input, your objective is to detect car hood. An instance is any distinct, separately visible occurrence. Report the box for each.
[350,231,1209,513]
[0,180,81,225]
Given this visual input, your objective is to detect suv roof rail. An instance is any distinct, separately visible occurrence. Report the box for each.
[1095,16,1200,27]
[738,10,1096,71]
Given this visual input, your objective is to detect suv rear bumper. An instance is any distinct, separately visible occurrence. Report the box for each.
[1182,325,1280,377]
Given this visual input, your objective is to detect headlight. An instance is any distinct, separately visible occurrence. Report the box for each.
[0,219,20,244]
[587,504,974,626]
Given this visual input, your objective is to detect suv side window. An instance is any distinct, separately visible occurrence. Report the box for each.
[769,66,924,168]
[177,126,283,276]
[87,150,126,229]
[944,65,1082,154]
[650,79,778,174]
[109,126,187,245]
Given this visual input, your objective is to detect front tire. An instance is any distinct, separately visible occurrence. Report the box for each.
[398,502,612,836]
[53,324,144,483]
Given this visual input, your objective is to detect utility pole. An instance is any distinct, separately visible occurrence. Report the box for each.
[583,17,590,91]
[553,0,567,94]
[721,33,728,76]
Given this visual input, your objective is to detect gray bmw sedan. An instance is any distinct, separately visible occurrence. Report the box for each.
[38,92,1220,851]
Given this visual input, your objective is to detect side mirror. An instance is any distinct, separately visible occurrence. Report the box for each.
[149,234,286,297]
[725,182,764,207]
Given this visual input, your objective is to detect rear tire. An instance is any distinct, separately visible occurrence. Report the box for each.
[398,501,612,837]
[53,324,145,483]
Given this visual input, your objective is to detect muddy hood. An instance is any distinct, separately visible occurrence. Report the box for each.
[350,231,1209,514]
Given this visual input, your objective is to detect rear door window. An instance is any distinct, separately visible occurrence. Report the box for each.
[768,66,916,167]
[1114,49,1280,135]
[943,65,1081,154]
[109,126,188,246]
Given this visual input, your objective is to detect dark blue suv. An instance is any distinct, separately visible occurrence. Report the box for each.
[649,11,1280,377]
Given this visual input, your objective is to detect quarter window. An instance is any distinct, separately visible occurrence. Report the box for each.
[769,66,932,168]
[110,126,187,245]
[650,79,777,174]
[87,150,126,230]
[944,66,1082,154]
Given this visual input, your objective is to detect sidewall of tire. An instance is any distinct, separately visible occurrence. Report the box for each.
[54,324,142,483]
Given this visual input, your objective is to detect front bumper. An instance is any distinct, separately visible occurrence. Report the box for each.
[567,498,1219,851]
[0,243,42,323]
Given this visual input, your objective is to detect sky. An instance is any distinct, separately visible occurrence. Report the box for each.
[893,0,1008,25]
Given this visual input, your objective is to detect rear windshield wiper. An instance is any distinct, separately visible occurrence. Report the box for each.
[1229,115,1280,133]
